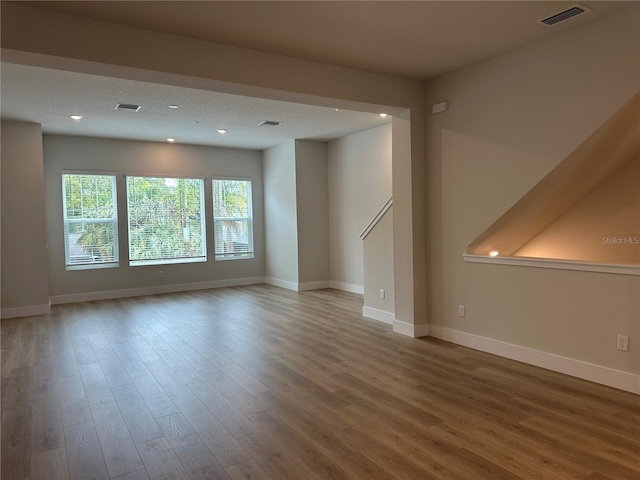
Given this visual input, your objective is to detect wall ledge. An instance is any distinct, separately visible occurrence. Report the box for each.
[463,254,640,276]
[50,277,265,305]
[428,325,640,394]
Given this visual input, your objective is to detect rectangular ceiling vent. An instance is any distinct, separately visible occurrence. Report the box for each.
[259,120,281,126]
[115,103,142,112]
[538,4,589,27]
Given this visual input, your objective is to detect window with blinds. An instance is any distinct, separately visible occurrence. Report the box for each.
[212,179,254,260]
[62,173,119,270]
[126,176,206,266]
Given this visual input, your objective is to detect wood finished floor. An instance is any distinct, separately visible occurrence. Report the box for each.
[1,285,639,480]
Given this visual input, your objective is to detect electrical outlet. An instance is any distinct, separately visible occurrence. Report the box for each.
[617,335,629,352]
[379,289,385,299]
[458,305,465,317]
[276,265,280,272]
[159,270,164,278]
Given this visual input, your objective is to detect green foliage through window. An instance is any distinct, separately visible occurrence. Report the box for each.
[127,176,206,265]
[62,174,118,268]
[213,179,253,260]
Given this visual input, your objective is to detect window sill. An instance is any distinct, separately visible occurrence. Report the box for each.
[130,257,207,267]
[215,254,254,262]
[463,254,640,276]
[66,262,119,271]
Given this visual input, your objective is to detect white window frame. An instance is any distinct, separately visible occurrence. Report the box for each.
[212,177,254,261]
[62,172,119,271]
[126,175,207,267]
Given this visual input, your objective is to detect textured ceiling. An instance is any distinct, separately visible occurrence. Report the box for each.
[0,63,392,150]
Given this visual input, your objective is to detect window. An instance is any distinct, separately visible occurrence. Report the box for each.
[213,179,254,260]
[62,173,118,269]
[127,176,206,266]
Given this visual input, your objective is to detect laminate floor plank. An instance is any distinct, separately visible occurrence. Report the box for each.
[30,446,70,480]
[79,363,115,406]
[144,359,193,400]
[111,383,164,444]
[72,336,99,366]
[1,406,32,480]
[156,412,231,480]
[136,436,188,480]
[127,368,179,418]
[225,460,272,480]
[254,390,351,460]
[237,432,321,480]
[87,332,113,355]
[126,335,160,363]
[247,409,351,480]
[95,351,132,388]
[3,366,33,411]
[199,367,267,415]
[64,421,110,480]
[112,344,147,373]
[154,348,206,385]
[59,374,93,427]
[174,394,251,468]
[31,390,64,453]
[2,286,638,480]
[110,469,151,480]
[90,401,144,478]
[188,380,260,439]
[55,348,80,378]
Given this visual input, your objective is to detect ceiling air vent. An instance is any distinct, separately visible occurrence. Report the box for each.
[259,120,281,126]
[538,4,589,26]
[115,103,142,112]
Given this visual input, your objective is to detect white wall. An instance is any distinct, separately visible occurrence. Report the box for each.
[263,141,298,286]
[43,135,264,300]
[1,121,50,317]
[425,7,640,381]
[363,207,395,323]
[328,124,392,292]
[295,140,330,286]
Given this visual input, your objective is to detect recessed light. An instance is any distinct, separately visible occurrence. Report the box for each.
[379,113,388,118]
[70,115,83,120]
[489,250,499,257]
[216,129,227,134]
[335,108,341,112]
[168,105,179,109]
[167,138,176,143]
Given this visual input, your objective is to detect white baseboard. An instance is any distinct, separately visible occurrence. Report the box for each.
[428,325,640,395]
[265,277,299,291]
[298,281,331,291]
[329,281,364,295]
[362,306,394,325]
[49,277,265,305]
[393,319,429,338]
[1,304,51,319]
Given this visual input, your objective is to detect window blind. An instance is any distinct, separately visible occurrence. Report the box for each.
[62,174,119,269]
[127,176,206,266]
[212,179,254,260]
